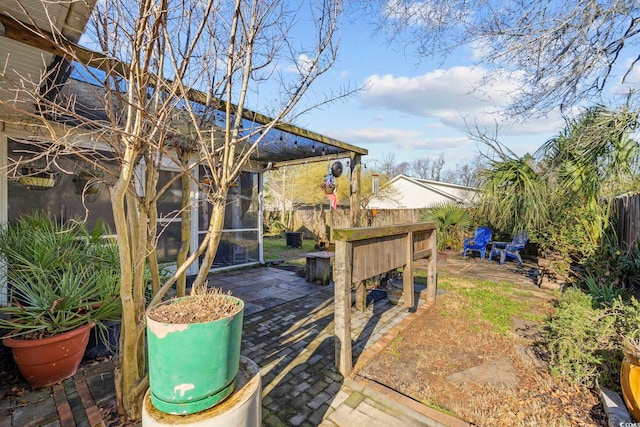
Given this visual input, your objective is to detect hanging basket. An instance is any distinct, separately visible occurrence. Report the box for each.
[18,168,61,190]
[73,171,104,202]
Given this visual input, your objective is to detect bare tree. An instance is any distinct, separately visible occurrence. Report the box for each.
[410,158,431,179]
[409,154,446,180]
[370,0,640,113]
[395,161,411,176]
[378,152,397,177]
[441,154,487,187]
[1,0,348,420]
[429,153,445,180]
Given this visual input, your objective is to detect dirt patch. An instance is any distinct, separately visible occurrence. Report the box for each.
[355,277,607,426]
[148,290,242,323]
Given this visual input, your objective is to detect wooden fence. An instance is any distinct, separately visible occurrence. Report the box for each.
[264,208,424,240]
[613,194,640,248]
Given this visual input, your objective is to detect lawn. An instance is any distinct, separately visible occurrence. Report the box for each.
[262,235,317,265]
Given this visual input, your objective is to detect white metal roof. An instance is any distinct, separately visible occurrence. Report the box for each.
[0,1,95,121]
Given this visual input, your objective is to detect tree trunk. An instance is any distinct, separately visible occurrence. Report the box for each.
[177,152,192,297]
[191,194,226,292]
[111,148,148,421]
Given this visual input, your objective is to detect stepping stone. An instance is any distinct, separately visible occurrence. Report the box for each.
[447,356,520,389]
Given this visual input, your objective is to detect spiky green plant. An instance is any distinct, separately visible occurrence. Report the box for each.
[0,212,121,338]
[420,202,472,251]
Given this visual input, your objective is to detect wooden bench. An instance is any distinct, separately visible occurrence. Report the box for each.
[305,251,335,285]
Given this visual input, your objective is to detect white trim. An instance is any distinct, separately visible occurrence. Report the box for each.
[258,172,264,264]
[0,131,6,306]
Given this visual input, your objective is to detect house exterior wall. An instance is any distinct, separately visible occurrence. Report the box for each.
[367,175,480,209]
[1,133,264,275]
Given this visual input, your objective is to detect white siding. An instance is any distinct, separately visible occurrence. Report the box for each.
[366,176,480,209]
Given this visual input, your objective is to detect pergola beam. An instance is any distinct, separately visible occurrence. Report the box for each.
[0,13,368,156]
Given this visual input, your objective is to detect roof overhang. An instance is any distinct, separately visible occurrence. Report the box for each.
[0,3,367,168]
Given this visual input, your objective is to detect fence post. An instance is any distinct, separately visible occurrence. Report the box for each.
[333,239,353,376]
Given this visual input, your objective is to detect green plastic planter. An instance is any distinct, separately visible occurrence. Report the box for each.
[147,296,244,415]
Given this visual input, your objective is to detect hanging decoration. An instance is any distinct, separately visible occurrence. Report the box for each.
[321,161,343,210]
[73,168,104,202]
[18,167,61,190]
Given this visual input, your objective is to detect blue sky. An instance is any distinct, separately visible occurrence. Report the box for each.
[289,9,567,170]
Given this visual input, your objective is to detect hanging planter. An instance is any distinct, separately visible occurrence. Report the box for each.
[146,290,244,415]
[73,170,104,202]
[18,167,60,190]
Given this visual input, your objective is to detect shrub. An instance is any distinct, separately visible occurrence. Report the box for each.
[582,275,623,307]
[546,288,640,390]
[419,202,472,251]
[546,287,618,388]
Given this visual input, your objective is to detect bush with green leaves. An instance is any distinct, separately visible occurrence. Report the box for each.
[263,216,287,235]
[581,275,623,308]
[419,202,472,251]
[583,232,640,293]
[546,287,640,390]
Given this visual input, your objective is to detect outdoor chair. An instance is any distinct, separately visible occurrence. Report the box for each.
[488,230,529,265]
[462,226,493,259]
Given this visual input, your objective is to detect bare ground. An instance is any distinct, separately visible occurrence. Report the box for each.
[354,262,608,426]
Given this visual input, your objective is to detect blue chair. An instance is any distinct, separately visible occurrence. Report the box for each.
[463,227,493,259]
[488,231,529,265]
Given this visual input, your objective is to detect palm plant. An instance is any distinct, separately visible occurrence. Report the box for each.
[420,202,472,251]
[478,152,549,234]
[0,212,121,339]
[478,105,640,280]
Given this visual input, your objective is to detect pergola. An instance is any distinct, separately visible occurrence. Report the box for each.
[0,2,368,219]
[0,1,438,379]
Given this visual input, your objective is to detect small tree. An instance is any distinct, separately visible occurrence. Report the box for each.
[1,0,349,420]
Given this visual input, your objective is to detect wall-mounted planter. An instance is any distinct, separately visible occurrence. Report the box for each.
[147,295,244,415]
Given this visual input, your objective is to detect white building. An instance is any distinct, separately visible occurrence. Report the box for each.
[367,175,480,210]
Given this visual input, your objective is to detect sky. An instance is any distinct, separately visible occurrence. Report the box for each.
[290,8,567,170]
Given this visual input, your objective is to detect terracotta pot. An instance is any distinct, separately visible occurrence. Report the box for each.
[621,348,640,421]
[3,323,94,388]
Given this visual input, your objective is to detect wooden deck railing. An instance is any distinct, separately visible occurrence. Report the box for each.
[332,222,437,375]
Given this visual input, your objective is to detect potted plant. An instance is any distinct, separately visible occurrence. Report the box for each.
[621,333,640,422]
[0,212,121,388]
[146,287,244,415]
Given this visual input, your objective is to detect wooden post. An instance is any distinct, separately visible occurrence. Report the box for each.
[350,154,361,228]
[355,280,366,311]
[427,229,437,302]
[333,239,353,376]
[332,223,437,376]
[403,232,414,308]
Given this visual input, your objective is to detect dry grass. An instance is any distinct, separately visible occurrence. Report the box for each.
[147,287,242,323]
[357,274,606,426]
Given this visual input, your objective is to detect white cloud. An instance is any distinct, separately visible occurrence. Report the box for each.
[359,66,563,136]
[286,54,314,75]
[333,127,470,152]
